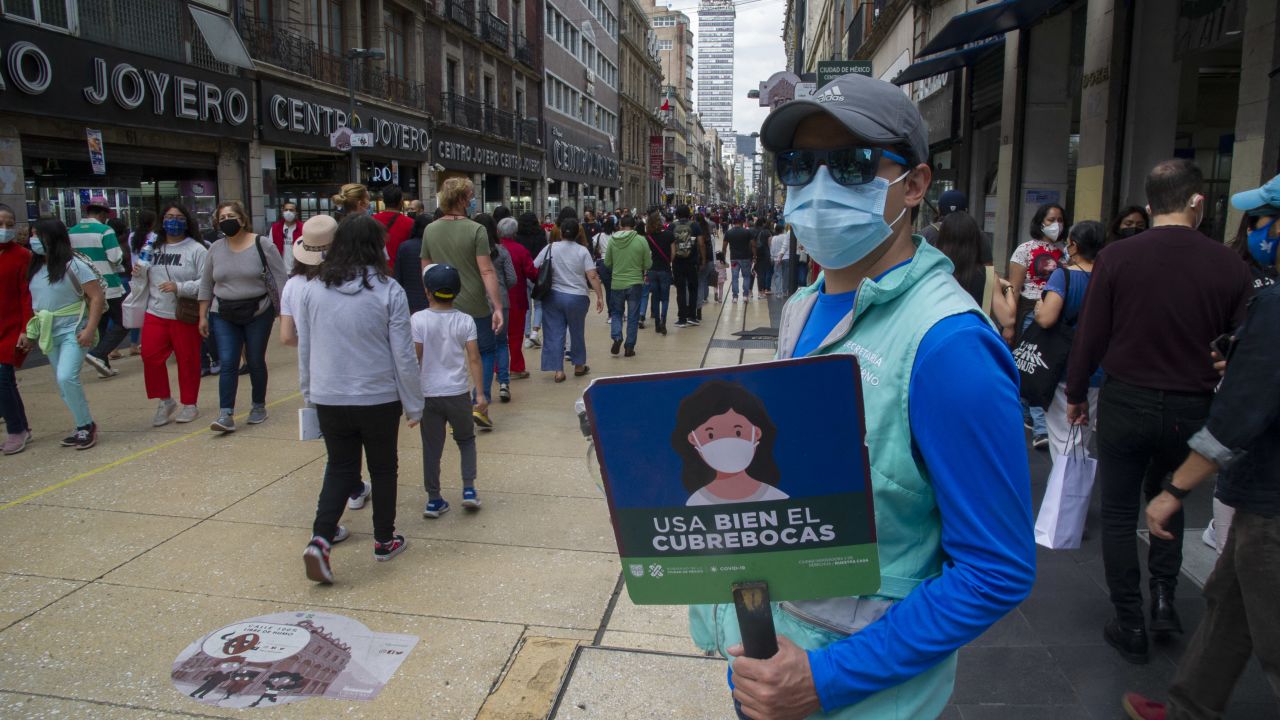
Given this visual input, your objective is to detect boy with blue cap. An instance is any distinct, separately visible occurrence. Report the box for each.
[412,263,485,518]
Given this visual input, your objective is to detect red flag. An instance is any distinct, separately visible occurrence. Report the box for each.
[660,97,670,112]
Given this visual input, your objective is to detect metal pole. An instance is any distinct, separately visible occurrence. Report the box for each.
[347,57,359,184]
[516,111,522,213]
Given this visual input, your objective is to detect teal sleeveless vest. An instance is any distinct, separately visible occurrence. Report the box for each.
[689,238,988,719]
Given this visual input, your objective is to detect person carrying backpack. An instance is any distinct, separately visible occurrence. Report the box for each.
[670,205,702,327]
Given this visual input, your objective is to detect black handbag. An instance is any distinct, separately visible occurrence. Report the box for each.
[532,241,554,301]
[1013,270,1074,409]
[216,294,268,325]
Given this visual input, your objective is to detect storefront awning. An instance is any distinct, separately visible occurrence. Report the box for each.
[918,0,1061,57]
[892,38,1006,86]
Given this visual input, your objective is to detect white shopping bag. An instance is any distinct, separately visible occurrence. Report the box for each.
[122,265,150,329]
[298,407,323,441]
[1034,429,1097,550]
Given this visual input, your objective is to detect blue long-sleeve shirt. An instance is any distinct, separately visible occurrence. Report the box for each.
[792,296,1035,711]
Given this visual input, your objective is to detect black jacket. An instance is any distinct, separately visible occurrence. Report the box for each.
[394,237,429,313]
[1189,282,1280,516]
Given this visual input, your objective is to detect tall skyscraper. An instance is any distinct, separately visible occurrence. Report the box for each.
[696,0,735,142]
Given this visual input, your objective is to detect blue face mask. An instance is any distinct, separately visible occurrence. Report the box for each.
[163,218,187,237]
[0,228,14,243]
[29,237,45,255]
[468,198,478,215]
[1248,217,1277,268]
[783,166,909,270]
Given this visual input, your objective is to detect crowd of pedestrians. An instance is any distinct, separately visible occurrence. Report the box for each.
[3,68,1275,716]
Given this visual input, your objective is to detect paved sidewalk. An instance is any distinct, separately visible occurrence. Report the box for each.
[0,293,1275,719]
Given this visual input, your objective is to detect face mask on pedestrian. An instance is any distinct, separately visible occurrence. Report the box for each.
[691,426,759,475]
[218,218,242,237]
[467,197,478,215]
[282,210,296,223]
[163,218,187,237]
[1042,222,1063,242]
[1117,227,1142,239]
[0,228,14,244]
[783,165,910,270]
[1247,217,1277,267]
[29,237,45,255]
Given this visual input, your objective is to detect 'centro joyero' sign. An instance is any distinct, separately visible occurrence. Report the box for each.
[259,80,430,159]
[0,23,252,140]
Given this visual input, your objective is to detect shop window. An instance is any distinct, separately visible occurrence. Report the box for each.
[5,0,77,32]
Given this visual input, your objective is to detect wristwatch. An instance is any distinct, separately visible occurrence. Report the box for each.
[1162,479,1191,500]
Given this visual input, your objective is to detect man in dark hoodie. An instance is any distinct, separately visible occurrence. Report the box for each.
[603,214,652,357]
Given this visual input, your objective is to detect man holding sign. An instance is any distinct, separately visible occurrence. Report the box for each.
[719,73,1035,718]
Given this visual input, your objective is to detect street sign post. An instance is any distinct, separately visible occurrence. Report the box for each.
[816,60,874,87]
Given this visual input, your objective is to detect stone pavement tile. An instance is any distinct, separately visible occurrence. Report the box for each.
[214,469,615,554]
[0,574,84,631]
[0,583,524,719]
[951,647,1078,706]
[0,692,192,719]
[937,707,962,720]
[969,609,1043,648]
[1047,644,1178,709]
[596,630,701,655]
[102,520,620,629]
[29,439,326,518]
[476,636,580,720]
[0,428,208,503]
[0,505,195,581]
[526,626,595,642]
[952,705,1090,720]
[552,646,733,720]
[605,593,691,639]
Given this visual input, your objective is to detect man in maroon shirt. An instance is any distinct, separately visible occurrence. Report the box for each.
[1065,159,1253,665]
[373,185,414,260]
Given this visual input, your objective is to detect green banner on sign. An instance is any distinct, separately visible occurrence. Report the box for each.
[817,60,874,87]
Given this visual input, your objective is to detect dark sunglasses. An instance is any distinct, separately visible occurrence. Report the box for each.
[775,146,909,187]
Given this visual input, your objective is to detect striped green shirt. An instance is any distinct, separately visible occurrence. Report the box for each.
[68,219,124,299]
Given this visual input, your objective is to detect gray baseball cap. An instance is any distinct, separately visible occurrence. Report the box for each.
[759,73,929,166]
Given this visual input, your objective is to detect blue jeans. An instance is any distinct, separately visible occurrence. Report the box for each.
[0,363,29,434]
[758,262,774,293]
[526,292,542,335]
[541,290,589,370]
[494,322,510,386]
[731,259,752,298]
[210,310,273,412]
[46,331,93,427]
[647,270,672,324]
[639,281,650,321]
[474,314,496,403]
[1021,313,1048,436]
[609,284,643,349]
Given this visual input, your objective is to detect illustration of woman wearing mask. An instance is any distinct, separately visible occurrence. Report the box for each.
[671,380,787,506]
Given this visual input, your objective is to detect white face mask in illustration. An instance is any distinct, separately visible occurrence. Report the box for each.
[692,426,759,474]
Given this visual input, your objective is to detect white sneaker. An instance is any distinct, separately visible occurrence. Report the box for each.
[1202,520,1217,549]
[152,399,177,427]
[347,482,372,510]
[174,405,199,423]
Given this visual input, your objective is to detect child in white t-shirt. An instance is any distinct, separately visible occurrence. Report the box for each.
[411,263,485,518]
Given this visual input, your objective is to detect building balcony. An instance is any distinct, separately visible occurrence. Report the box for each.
[440,92,486,129]
[515,32,534,67]
[445,0,476,31]
[480,7,510,51]
[439,93,540,145]
[241,18,345,86]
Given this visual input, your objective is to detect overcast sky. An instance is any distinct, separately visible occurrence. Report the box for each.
[666,0,788,140]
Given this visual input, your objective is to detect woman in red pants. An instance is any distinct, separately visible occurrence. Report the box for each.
[497,217,536,379]
[140,204,208,426]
